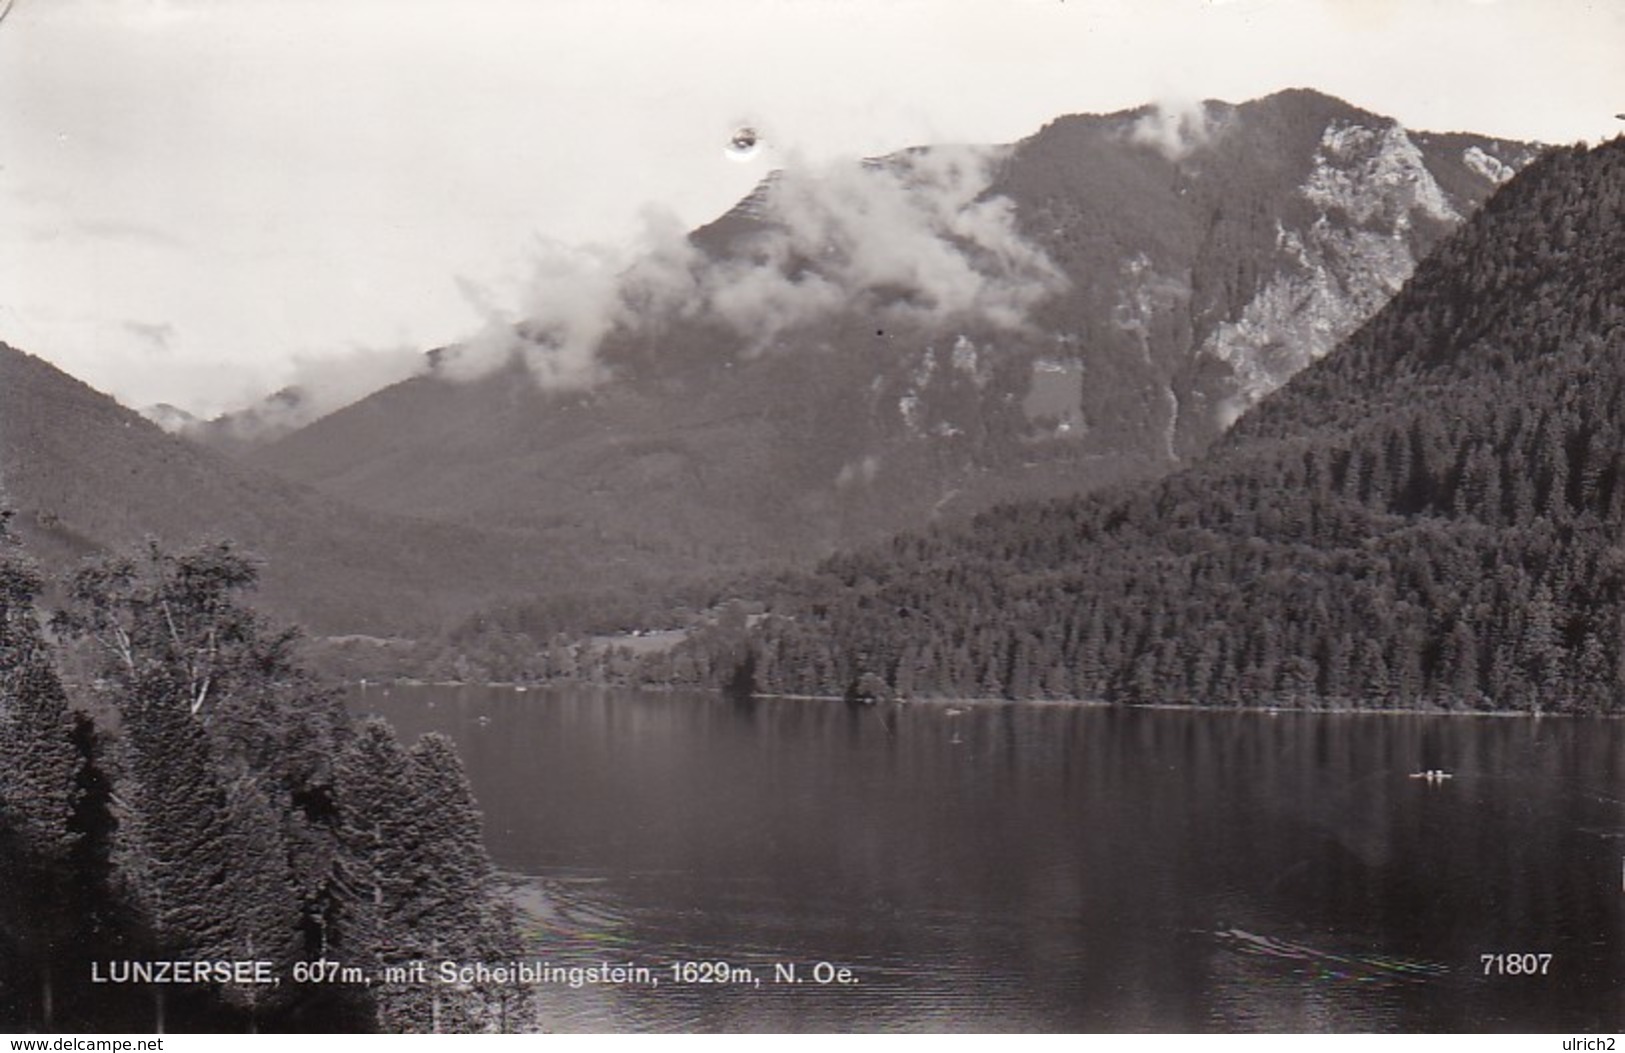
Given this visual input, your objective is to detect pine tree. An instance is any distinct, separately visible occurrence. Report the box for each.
[0,558,81,855]
[0,515,85,1028]
[333,718,419,986]
[336,722,528,1033]
[406,734,527,1033]
[111,690,241,1032]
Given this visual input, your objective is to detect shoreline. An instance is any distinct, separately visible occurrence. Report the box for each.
[352,680,1624,719]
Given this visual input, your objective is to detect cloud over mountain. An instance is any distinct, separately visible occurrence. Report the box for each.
[1127,99,1222,161]
[442,146,1066,388]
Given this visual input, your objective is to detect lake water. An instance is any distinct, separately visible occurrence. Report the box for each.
[350,685,1624,1032]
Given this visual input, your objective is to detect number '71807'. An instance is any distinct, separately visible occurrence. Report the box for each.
[1480,953,1551,975]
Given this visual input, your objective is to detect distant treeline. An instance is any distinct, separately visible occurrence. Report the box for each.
[0,524,527,1033]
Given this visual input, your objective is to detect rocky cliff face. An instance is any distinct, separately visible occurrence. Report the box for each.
[1201,120,1528,423]
[987,93,1538,466]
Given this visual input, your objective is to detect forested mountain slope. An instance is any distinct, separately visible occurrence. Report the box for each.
[655,137,1625,713]
[0,345,550,634]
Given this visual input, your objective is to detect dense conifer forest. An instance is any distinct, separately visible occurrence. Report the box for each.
[0,514,526,1032]
[633,138,1625,713]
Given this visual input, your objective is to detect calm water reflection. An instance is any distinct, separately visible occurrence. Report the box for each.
[350,686,1624,1032]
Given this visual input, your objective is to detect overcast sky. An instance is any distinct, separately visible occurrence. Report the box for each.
[2,0,1621,415]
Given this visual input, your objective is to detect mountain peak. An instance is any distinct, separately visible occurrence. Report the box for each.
[239,95,1540,603]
